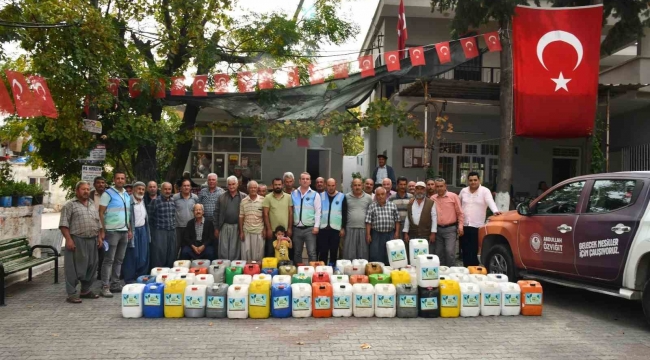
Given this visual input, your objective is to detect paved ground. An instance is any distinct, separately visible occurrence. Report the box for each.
[1,268,649,360]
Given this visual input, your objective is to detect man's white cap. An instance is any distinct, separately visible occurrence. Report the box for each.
[415,181,426,188]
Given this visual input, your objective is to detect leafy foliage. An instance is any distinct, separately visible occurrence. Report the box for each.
[590,115,605,174]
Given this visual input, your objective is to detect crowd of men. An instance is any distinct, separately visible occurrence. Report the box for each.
[58,153,500,303]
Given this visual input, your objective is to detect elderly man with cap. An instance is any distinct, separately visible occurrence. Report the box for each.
[180,203,216,260]
[122,181,151,284]
[372,154,396,191]
[403,181,437,252]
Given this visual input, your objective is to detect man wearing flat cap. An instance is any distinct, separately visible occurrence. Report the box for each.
[122,181,151,284]
[403,181,437,252]
[372,154,396,191]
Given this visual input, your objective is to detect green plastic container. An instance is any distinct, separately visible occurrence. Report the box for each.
[291,273,312,285]
[225,266,243,286]
[369,274,391,286]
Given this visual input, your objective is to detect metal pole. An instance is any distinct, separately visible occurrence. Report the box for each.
[606,89,610,172]
[423,82,429,168]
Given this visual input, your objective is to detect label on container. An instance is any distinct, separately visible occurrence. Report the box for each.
[333,295,351,309]
[525,293,542,305]
[355,295,373,308]
[249,294,268,307]
[504,293,520,306]
[462,294,479,307]
[315,296,331,309]
[207,296,225,309]
[441,295,458,307]
[144,293,161,306]
[164,293,182,306]
[122,294,140,307]
[376,295,395,308]
[228,298,246,311]
[413,247,428,257]
[292,296,311,310]
[483,293,501,306]
[273,295,289,309]
[421,267,439,280]
[390,249,407,262]
[420,297,438,310]
[185,295,204,309]
[399,295,417,308]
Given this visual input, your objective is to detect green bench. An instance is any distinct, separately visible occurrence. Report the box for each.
[0,237,59,306]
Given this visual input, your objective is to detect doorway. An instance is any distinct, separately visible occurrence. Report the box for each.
[552,158,579,185]
[306,149,331,181]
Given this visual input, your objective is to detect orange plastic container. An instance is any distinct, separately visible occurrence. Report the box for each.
[350,275,369,285]
[244,263,261,276]
[189,267,208,275]
[365,263,383,276]
[312,272,331,283]
[310,261,325,267]
[517,280,543,316]
[468,266,487,275]
[312,282,333,318]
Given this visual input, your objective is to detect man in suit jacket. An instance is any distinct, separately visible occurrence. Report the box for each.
[372,154,396,191]
[180,203,217,260]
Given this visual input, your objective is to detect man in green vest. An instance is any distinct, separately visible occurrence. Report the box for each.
[318,178,347,265]
[403,182,437,251]
[291,172,321,264]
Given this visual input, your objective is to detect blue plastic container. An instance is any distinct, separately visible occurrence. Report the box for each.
[271,283,292,318]
[262,268,279,277]
[143,283,165,318]
[137,275,158,284]
[0,196,11,208]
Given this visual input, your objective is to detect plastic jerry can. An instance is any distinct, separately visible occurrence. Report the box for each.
[468,266,487,275]
[487,273,508,283]
[233,274,253,285]
[262,268,279,277]
[459,282,481,317]
[194,274,215,287]
[350,275,369,285]
[279,265,297,276]
[518,280,543,316]
[156,273,176,284]
[173,260,191,269]
[209,265,226,283]
[500,282,521,316]
[374,284,397,318]
[297,266,315,279]
[137,275,157,284]
[232,260,247,268]
[122,283,146,318]
[396,284,418,318]
[439,266,450,276]
[352,259,368,268]
[439,280,461,318]
[164,279,187,318]
[272,275,292,285]
[244,263,261,276]
[336,260,352,272]
[449,266,469,275]
[312,282,333,318]
[365,262,383,276]
[170,266,189,276]
[184,284,207,318]
[225,266,243,285]
[291,283,313,317]
[480,281,502,316]
[439,275,450,281]
[469,274,488,285]
[143,283,165,318]
[248,280,271,319]
[386,239,408,268]
[150,267,169,276]
[176,273,195,286]
[312,272,331,283]
[191,259,210,269]
[409,239,429,266]
[278,260,293,267]
[271,283,292,318]
[369,274,391,286]
[418,286,440,318]
[227,284,249,319]
[417,255,440,288]
[331,274,350,285]
[262,257,278,269]
[292,273,312,284]
[332,283,353,317]
[352,283,375,317]
[403,265,418,287]
[315,266,334,277]
[211,259,231,268]
[252,274,272,285]
[382,266,394,275]
[189,267,208,276]
[448,273,471,284]
[206,283,229,318]
[310,261,325,267]
[344,265,365,276]
[390,270,411,286]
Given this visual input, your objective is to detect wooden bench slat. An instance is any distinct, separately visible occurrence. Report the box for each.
[0,240,28,252]
[0,237,28,246]
[4,257,54,274]
[0,247,29,260]
[1,251,30,263]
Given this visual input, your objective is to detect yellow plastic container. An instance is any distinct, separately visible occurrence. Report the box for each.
[439,279,461,318]
[468,266,487,275]
[248,280,271,319]
[390,270,411,286]
[262,257,278,269]
[164,279,187,318]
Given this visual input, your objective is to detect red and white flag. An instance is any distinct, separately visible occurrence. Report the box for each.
[192,75,208,96]
[5,71,40,118]
[237,72,256,93]
[28,75,58,118]
[333,62,349,79]
[153,78,166,99]
[409,46,425,66]
[513,5,602,138]
[435,42,451,64]
[460,37,479,59]
[171,76,185,96]
[258,69,274,90]
[0,80,14,116]
[358,55,375,78]
[213,74,229,94]
[286,67,300,88]
[309,65,324,85]
[397,0,408,60]
[483,31,502,52]
[128,78,141,98]
[384,50,401,72]
[107,78,120,97]
[297,138,309,148]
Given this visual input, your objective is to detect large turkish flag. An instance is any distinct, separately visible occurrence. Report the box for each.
[5,71,40,118]
[513,5,602,138]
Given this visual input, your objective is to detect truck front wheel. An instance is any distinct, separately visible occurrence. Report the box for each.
[643,278,650,325]
[485,244,516,280]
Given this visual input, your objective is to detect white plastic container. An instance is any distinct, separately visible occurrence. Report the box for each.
[211,259,231,267]
[352,283,375,318]
[386,239,408,269]
[374,284,397,318]
[227,284,249,318]
[344,265,365,276]
[439,266,450,275]
[332,283,353,317]
[191,259,210,269]
[233,274,253,285]
[176,273,195,285]
[331,274,350,285]
[449,273,472,284]
[469,274,488,285]
[403,265,418,286]
[170,266,189,276]
[382,266,394,275]
[335,260,351,274]
[499,282,521,316]
[480,281,501,316]
[231,260,247,268]
[155,273,176,284]
[122,283,146,318]
[409,239,429,266]
[194,274,215,287]
[417,255,440,288]
[315,266,333,277]
[352,259,368,268]
[252,273,272,285]
[297,266,315,279]
[173,260,191,269]
[272,275,292,285]
[291,283,312,318]
[487,273,509,283]
[184,284,207,318]
[150,267,169,276]
[459,282,481,317]
[450,266,469,275]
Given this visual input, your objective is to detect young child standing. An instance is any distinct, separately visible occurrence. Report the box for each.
[273,226,293,262]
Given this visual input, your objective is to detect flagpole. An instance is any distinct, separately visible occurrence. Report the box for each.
[606,89,610,172]
[423,81,429,168]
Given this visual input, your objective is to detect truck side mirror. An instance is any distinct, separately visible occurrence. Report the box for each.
[517,203,531,216]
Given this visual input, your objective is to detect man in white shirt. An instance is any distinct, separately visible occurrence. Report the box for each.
[458,172,501,266]
[291,172,322,264]
[123,182,150,284]
[403,182,437,251]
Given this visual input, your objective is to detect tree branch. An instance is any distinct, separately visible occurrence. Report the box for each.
[293,0,305,22]
[161,0,174,41]
[130,33,157,70]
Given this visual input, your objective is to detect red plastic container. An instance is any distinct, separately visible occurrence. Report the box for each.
[189,267,208,275]
[312,272,331,283]
[244,263,261,276]
[310,261,325,267]
[350,275,369,285]
[312,282,333,318]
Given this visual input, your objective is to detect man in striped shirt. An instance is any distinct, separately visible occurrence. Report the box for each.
[239,181,265,262]
[389,176,413,252]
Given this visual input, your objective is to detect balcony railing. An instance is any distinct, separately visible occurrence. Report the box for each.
[398,66,501,93]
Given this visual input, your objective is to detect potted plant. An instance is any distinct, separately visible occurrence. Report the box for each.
[11,181,32,207]
[29,183,44,205]
[0,180,12,207]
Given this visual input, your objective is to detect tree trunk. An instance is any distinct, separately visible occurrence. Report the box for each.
[496,22,514,212]
[165,103,201,182]
[133,102,162,182]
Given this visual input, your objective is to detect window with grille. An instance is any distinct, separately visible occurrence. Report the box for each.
[191,126,262,180]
